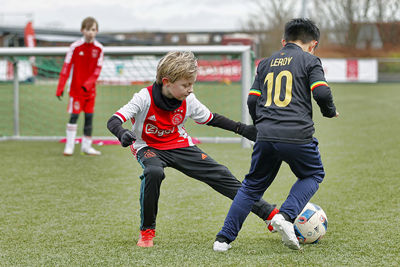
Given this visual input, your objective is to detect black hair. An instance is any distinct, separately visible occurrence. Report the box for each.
[284,18,320,44]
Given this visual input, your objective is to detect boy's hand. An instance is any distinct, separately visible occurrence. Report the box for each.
[56,91,63,101]
[236,122,257,142]
[120,129,136,147]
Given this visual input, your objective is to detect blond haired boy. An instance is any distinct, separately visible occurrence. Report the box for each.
[56,17,104,156]
[107,51,278,247]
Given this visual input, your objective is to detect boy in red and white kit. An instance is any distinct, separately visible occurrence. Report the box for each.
[56,17,104,156]
[107,51,279,247]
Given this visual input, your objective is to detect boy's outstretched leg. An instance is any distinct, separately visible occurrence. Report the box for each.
[172,146,279,231]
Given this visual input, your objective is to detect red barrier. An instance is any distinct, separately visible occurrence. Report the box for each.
[197,59,242,82]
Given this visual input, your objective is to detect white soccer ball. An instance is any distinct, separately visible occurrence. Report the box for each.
[294,202,328,244]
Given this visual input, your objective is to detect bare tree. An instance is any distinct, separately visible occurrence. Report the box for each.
[241,0,400,54]
[312,0,400,48]
[373,0,400,22]
[241,0,296,57]
[373,0,400,47]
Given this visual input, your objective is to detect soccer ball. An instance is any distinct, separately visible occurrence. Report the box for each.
[294,202,328,244]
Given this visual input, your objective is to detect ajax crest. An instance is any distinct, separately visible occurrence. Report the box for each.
[92,49,99,58]
[172,113,183,125]
[73,101,80,111]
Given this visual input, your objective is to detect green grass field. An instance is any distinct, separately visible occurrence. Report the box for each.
[1,83,400,266]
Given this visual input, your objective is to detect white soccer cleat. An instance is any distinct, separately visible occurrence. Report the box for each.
[82,146,101,156]
[271,214,301,250]
[213,241,232,252]
[81,136,101,156]
[63,146,74,156]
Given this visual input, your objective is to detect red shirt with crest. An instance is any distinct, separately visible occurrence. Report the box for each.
[56,38,104,98]
[113,85,213,151]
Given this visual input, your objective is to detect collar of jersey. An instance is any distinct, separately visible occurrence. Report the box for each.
[284,43,303,50]
[152,82,183,111]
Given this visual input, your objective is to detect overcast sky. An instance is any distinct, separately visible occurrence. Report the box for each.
[1,0,266,32]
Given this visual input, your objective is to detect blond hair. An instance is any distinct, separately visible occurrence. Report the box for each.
[81,17,98,31]
[156,51,197,84]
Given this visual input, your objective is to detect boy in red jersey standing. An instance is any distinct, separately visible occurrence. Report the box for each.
[107,51,279,247]
[56,17,104,156]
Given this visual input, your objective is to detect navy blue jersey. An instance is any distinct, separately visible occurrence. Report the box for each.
[248,43,336,144]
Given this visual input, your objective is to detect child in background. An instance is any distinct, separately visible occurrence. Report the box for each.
[56,17,104,156]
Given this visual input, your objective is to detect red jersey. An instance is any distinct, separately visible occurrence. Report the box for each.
[56,38,104,98]
[113,85,213,151]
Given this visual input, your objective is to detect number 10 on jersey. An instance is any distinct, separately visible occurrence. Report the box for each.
[263,70,293,107]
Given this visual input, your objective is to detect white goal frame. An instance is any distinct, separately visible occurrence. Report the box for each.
[0,46,253,147]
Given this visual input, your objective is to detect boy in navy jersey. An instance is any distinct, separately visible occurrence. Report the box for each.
[56,17,104,156]
[107,51,279,247]
[213,18,339,252]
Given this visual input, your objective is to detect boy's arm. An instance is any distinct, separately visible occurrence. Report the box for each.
[309,58,337,118]
[107,88,148,147]
[206,113,257,142]
[247,91,261,125]
[56,49,74,99]
[107,116,135,147]
[82,48,104,90]
[188,94,257,141]
[247,65,263,124]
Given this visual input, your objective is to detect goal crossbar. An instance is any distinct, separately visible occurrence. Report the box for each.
[0,45,252,56]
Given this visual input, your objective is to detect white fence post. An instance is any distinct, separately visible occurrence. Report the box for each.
[13,60,20,137]
[241,48,252,148]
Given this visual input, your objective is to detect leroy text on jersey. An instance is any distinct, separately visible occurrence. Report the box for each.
[270,57,293,67]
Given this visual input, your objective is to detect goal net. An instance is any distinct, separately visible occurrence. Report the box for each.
[0,46,253,146]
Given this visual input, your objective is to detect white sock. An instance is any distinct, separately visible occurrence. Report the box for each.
[65,123,77,153]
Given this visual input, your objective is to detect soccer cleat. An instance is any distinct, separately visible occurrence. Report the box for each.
[63,146,74,156]
[81,136,101,156]
[213,235,232,252]
[271,214,301,250]
[137,229,155,247]
[265,207,279,232]
[213,241,232,252]
[81,146,101,156]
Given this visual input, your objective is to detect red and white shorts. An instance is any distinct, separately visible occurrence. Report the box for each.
[68,96,95,114]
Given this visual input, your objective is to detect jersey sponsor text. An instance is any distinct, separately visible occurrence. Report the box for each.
[145,123,176,137]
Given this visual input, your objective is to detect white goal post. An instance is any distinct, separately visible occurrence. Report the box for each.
[0,45,253,147]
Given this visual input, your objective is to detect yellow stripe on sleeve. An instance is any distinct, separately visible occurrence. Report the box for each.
[249,89,261,96]
[310,81,328,91]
